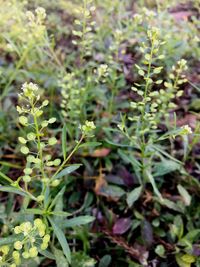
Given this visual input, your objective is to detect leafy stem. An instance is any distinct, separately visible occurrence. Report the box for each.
[51,134,85,181]
[31,102,46,180]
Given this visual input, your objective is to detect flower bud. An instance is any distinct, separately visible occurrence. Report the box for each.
[14,241,23,250]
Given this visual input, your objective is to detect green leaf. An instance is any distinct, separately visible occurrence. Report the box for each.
[175,254,195,267]
[181,254,195,264]
[44,185,50,209]
[39,249,55,260]
[48,187,66,211]
[118,149,141,168]
[99,185,125,199]
[145,171,163,200]
[54,164,82,180]
[23,208,44,215]
[79,142,102,148]
[98,255,112,267]
[0,186,28,197]
[173,215,184,240]
[151,144,182,164]
[127,186,143,207]
[48,217,71,264]
[180,229,200,244]
[177,185,191,206]
[63,216,95,228]
[160,198,184,212]
[0,161,22,169]
[53,247,69,267]
[0,171,13,183]
[0,234,23,246]
[155,245,165,258]
[62,124,67,160]
[105,138,132,148]
[154,160,181,176]
[52,211,71,217]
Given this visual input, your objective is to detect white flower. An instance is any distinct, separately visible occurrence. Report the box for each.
[181,125,192,134]
[35,7,46,20]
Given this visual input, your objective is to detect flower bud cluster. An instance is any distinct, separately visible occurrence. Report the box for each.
[0,219,50,266]
[26,7,47,42]
[17,82,60,184]
[60,73,86,121]
[94,64,110,83]
[80,120,96,137]
[128,28,188,134]
[72,0,96,58]
[128,27,165,132]
[13,219,50,259]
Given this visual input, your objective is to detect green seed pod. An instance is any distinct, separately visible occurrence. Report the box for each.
[51,179,60,187]
[20,146,29,155]
[22,251,30,259]
[40,242,48,250]
[29,246,38,258]
[19,116,28,126]
[48,137,57,146]
[18,137,27,144]
[23,175,31,183]
[27,132,36,141]
[14,241,23,250]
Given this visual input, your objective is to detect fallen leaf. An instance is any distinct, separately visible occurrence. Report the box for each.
[91,148,111,158]
[171,11,192,22]
[141,220,153,247]
[112,218,132,235]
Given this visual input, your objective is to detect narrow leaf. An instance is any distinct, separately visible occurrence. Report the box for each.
[49,187,66,211]
[79,142,101,148]
[145,172,163,200]
[54,164,81,180]
[0,171,13,183]
[0,186,28,197]
[160,198,184,212]
[0,234,23,246]
[62,124,67,160]
[177,185,191,206]
[23,208,44,215]
[63,216,95,228]
[48,217,71,264]
[52,211,71,217]
[127,186,143,207]
[39,249,55,260]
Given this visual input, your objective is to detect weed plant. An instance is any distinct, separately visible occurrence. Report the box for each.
[0,1,200,266]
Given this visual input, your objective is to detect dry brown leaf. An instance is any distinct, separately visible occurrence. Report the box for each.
[171,11,192,22]
[91,148,111,158]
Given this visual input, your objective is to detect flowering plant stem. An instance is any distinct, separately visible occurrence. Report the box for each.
[50,134,85,181]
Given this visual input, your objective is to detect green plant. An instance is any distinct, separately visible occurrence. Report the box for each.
[0,1,200,266]
[117,27,191,198]
[170,215,200,267]
[72,0,96,64]
[0,5,47,101]
[0,82,95,266]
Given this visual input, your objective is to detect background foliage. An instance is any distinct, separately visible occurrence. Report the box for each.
[0,0,200,266]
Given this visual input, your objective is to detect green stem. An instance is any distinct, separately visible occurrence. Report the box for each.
[80,0,87,64]
[139,39,155,182]
[51,134,84,180]
[31,102,46,180]
[0,171,13,183]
